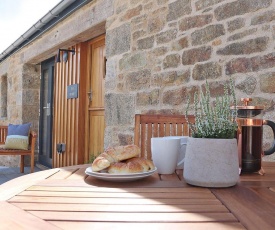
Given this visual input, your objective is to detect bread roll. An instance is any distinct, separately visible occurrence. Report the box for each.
[92,145,140,172]
[108,157,155,174]
[91,154,113,172]
[108,161,144,174]
[110,145,140,161]
[125,157,155,171]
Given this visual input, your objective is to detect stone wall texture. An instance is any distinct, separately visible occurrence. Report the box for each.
[105,0,275,160]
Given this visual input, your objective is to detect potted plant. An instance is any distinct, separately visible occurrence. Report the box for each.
[184,80,239,187]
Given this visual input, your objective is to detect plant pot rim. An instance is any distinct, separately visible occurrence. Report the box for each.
[189,137,237,140]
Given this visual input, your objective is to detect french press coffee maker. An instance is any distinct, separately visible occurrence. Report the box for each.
[235,98,275,173]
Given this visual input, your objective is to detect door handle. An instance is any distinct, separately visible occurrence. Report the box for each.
[87,91,93,101]
[43,103,51,116]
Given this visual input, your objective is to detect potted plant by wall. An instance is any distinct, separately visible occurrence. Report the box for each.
[184,80,239,187]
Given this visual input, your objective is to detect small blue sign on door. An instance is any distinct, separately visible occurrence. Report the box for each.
[67,84,78,99]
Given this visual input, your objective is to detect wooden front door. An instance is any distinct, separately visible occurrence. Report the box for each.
[86,35,106,161]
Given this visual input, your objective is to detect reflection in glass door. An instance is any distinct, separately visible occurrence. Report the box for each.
[39,57,54,168]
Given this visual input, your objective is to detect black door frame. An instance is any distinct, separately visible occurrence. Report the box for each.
[39,57,55,168]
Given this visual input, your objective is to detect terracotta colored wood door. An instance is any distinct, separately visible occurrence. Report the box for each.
[86,35,106,161]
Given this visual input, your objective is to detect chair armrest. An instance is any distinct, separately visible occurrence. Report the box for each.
[30,130,37,139]
[29,131,37,153]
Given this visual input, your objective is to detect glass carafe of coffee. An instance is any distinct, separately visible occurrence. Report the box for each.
[236,98,275,173]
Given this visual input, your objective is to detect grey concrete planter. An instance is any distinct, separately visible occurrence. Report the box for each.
[183,137,239,188]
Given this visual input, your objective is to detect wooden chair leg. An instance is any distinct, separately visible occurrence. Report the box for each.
[20,155,24,173]
[30,154,34,173]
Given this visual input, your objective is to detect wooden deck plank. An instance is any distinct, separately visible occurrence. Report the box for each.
[29,211,238,222]
[13,202,229,212]
[49,221,246,230]
[9,196,222,205]
[212,186,275,230]
[0,201,60,230]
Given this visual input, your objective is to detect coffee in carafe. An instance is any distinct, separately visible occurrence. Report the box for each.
[241,125,262,173]
[234,98,275,173]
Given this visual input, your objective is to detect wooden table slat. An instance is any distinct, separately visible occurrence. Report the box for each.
[0,168,60,201]
[13,202,229,212]
[160,173,181,181]
[29,211,238,222]
[9,196,222,205]
[0,201,60,230]
[49,221,246,230]
[49,221,245,230]
[65,167,87,180]
[26,185,210,193]
[47,168,78,179]
[238,181,275,187]
[251,187,275,206]
[17,190,216,199]
[212,186,275,230]
[35,178,189,188]
[0,161,274,229]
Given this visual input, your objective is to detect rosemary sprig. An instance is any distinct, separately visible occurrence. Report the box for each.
[186,79,237,139]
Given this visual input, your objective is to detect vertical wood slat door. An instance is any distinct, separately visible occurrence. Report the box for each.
[53,43,87,168]
[85,35,106,162]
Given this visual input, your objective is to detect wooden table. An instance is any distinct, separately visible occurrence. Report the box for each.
[0,162,275,230]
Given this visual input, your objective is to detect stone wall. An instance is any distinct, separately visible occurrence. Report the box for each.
[0,60,40,167]
[105,0,275,159]
[0,74,7,118]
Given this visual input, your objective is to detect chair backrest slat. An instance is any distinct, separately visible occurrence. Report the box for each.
[134,114,195,159]
[0,126,8,144]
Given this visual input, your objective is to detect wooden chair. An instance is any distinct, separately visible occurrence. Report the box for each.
[134,114,195,160]
[0,126,37,173]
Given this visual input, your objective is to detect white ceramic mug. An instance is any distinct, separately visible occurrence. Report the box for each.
[151,137,186,174]
[162,136,188,169]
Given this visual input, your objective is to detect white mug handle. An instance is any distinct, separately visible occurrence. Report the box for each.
[177,142,186,167]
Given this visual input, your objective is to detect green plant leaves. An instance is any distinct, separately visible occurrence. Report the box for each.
[186,80,237,139]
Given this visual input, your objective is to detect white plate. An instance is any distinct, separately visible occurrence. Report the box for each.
[85,167,157,182]
[85,167,157,177]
